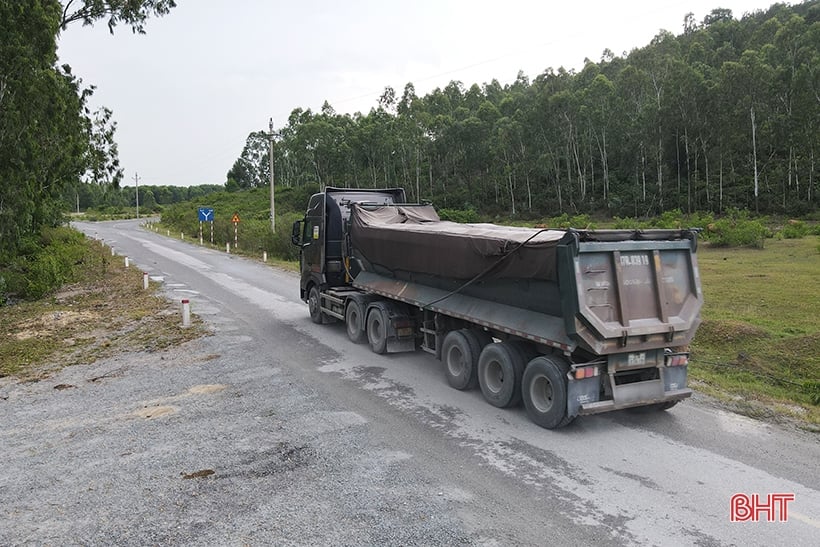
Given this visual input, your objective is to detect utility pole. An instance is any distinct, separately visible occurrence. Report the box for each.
[268,118,275,232]
[133,172,140,219]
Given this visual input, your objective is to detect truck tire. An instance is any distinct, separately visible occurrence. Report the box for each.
[308,286,325,324]
[478,342,525,408]
[366,307,388,354]
[345,300,366,344]
[522,356,574,429]
[442,330,481,390]
[464,329,492,350]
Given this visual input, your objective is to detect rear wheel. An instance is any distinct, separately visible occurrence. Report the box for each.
[366,307,388,354]
[345,300,366,343]
[441,330,481,390]
[477,342,525,408]
[522,356,573,429]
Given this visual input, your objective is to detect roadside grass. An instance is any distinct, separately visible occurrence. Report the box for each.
[0,234,207,381]
[691,236,820,428]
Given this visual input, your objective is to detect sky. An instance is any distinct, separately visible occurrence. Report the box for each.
[57,0,774,188]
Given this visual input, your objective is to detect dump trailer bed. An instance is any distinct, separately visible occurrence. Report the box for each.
[349,204,702,356]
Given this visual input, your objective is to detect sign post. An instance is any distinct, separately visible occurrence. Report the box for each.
[198,207,214,246]
[231,212,240,249]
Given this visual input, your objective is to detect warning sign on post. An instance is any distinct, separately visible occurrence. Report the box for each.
[231,213,241,224]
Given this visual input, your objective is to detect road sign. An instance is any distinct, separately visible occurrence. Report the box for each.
[198,207,214,222]
[231,213,241,224]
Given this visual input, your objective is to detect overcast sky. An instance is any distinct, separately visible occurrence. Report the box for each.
[57,0,773,188]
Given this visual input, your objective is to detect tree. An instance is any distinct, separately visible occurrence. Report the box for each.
[83,106,124,186]
[0,1,175,260]
[226,131,269,189]
[59,0,176,33]
[1,1,86,256]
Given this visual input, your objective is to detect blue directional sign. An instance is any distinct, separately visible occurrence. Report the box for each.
[198,207,214,222]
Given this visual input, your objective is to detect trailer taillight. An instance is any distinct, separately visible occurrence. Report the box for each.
[574,366,601,379]
[665,354,689,367]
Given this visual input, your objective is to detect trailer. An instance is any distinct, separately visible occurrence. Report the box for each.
[291,187,703,428]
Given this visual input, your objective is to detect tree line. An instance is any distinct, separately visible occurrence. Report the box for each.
[229,2,819,219]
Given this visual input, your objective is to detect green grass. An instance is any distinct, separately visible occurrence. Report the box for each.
[692,236,820,427]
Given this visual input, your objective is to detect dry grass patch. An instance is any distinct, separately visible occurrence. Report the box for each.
[0,236,207,381]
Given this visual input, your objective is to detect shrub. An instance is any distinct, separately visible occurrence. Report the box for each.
[654,209,684,229]
[703,209,769,248]
[438,208,479,223]
[0,227,89,301]
[780,220,809,239]
[539,213,595,229]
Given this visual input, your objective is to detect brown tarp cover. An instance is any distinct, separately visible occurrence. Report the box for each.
[350,205,565,281]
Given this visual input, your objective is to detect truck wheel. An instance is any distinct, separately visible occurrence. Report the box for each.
[522,356,573,429]
[442,330,480,390]
[366,307,388,354]
[345,300,366,344]
[464,329,492,350]
[478,342,525,408]
[308,286,324,324]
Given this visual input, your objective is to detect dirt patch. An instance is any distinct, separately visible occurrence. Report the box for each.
[13,310,100,341]
[134,405,178,419]
[188,384,226,395]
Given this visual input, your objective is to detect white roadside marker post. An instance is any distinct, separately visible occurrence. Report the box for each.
[263,251,267,262]
[181,299,191,328]
[143,272,149,290]
[124,257,129,268]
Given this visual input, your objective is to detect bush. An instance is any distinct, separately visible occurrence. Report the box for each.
[545,213,596,229]
[703,209,770,248]
[438,208,479,223]
[0,226,89,302]
[780,220,809,239]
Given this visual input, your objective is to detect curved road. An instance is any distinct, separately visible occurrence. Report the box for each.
[5,218,817,546]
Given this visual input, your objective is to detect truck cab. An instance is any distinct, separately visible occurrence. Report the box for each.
[291,187,406,303]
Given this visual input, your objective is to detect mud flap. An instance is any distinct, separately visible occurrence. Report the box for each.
[567,376,601,417]
[662,365,688,391]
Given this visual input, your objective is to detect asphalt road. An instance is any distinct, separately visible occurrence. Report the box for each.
[2,218,818,546]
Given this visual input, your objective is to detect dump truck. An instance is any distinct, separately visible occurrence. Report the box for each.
[291,187,703,429]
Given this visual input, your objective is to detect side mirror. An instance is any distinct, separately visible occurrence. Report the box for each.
[291,220,303,246]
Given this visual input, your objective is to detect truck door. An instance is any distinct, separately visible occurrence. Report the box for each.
[301,194,325,291]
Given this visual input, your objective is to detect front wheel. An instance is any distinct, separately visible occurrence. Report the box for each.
[521,356,573,429]
[308,286,324,324]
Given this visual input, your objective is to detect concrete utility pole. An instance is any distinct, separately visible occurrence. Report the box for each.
[268,118,275,232]
[133,172,140,219]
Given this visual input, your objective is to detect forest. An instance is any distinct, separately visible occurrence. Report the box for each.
[226,1,819,220]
